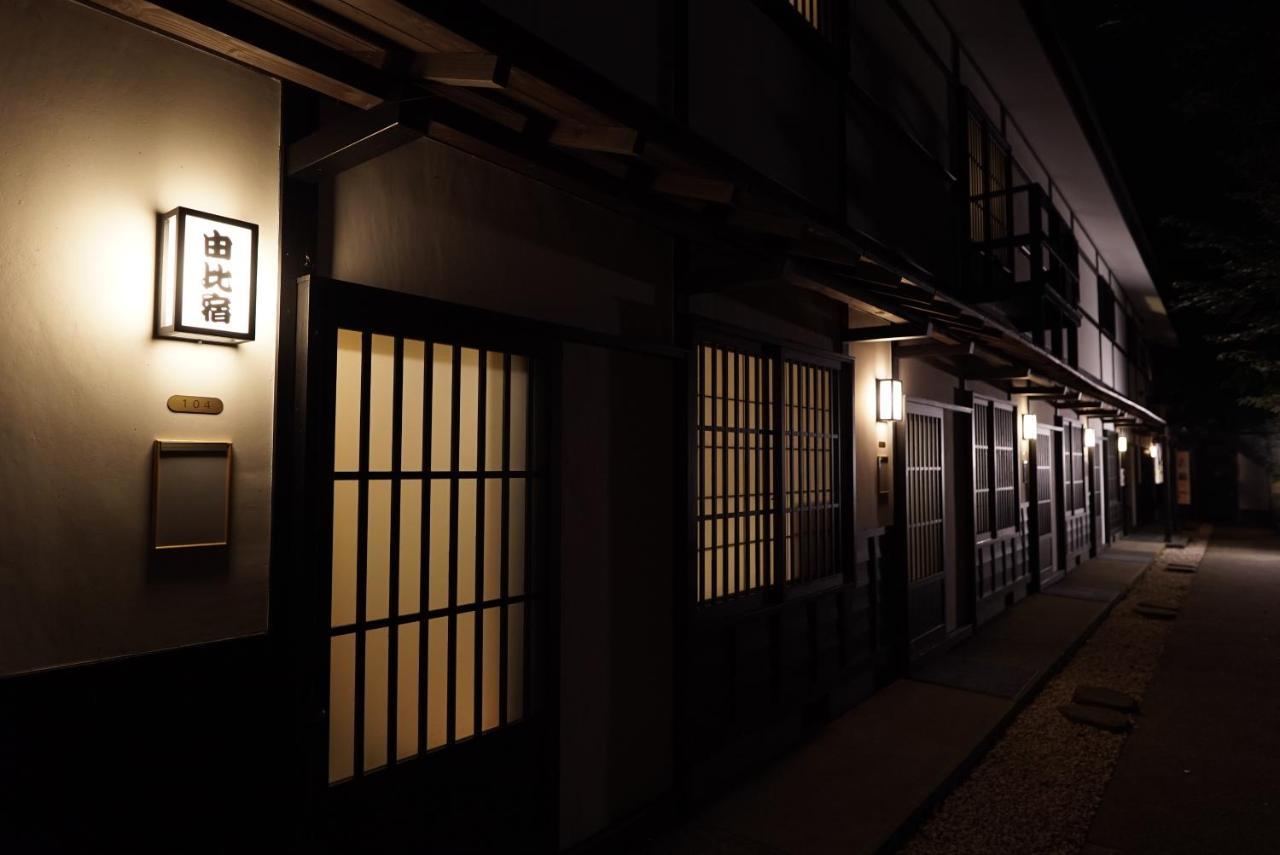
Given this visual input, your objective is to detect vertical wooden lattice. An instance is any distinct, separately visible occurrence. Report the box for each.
[787,0,825,33]
[973,400,991,537]
[906,411,945,583]
[696,345,776,601]
[695,345,841,602]
[1105,435,1122,534]
[1071,425,1086,511]
[1036,430,1055,575]
[783,360,840,585]
[328,331,538,785]
[967,113,986,243]
[993,406,1017,530]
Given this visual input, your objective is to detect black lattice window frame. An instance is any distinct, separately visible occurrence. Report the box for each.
[693,335,850,605]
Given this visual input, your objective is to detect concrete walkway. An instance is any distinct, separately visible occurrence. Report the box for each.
[633,540,1158,855]
[1086,527,1280,854]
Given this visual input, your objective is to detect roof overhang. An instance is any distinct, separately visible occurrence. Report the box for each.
[935,0,1175,345]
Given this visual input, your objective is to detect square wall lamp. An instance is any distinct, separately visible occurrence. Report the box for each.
[1084,427,1097,448]
[877,379,903,422]
[1022,413,1038,441]
[157,207,258,344]
[1118,435,1129,454]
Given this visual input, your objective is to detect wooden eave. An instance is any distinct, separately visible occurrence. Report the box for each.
[82,0,1164,430]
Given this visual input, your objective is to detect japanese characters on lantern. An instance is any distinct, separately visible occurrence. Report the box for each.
[157,207,258,343]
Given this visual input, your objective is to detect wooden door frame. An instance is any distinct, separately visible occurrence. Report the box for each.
[895,398,952,659]
[1029,422,1062,591]
[287,275,565,850]
[1055,416,1088,573]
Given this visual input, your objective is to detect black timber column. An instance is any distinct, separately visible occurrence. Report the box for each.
[953,389,977,629]
[1026,430,1043,593]
[1053,415,1068,576]
[889,413,910,675]
[1086,442,1099,558]
[1163,428,1176,542]
[272,82,325,846]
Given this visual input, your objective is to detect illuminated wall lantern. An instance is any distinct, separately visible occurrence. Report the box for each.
[1117,435,1128,454]
[1148,442,1159,459]
[157,207,258,344]
[1022,412,1038,441]
[876,378,903,422]
[1084,427,1097,449]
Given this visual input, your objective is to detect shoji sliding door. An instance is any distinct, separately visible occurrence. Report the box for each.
[296,278,554,852]
[327,334,538,782]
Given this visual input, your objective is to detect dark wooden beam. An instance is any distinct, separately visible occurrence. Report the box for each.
[681,259,787,294]
[1010,386,1069,398]
[228,0,390,66]
[411,52,508,88]
[652,171,735,205]
[310,0,479,52]
[842,322,934,343]
[784,262,914,325]
[968,366,1035,381]
[551,123,644,157]
[286,101,427,180]
[86,0,389,108]
[898,341,976,359]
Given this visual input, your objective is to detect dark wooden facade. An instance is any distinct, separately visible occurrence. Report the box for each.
[0,1,1177,852]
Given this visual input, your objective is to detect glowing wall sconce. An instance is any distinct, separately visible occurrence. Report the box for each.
[1084,427,1097,448]
[157,207,258,344]
[1148,442,1160,459]
[1022,413,1038,441]
[877,378,903,422]
[1117,435,1128,454]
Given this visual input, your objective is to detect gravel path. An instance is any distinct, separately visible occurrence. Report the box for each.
[900,530,1211,855]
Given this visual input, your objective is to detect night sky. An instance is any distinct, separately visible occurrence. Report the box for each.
[1048,1,1280,432]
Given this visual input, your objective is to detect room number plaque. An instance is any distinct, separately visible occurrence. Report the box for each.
[167,395,224,415]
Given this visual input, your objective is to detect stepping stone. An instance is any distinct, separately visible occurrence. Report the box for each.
[1165,563,1197,574]
[1135,603,1179,620]
[1061,703,1133,732]
[1073,685,1140,714]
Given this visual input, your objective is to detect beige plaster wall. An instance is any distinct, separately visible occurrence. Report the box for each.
[0,0,281,674]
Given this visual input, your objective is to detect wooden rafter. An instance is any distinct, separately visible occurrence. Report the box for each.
[412,52,508,88]
[842,322,934,343]
[309,0,479,52]
[86,0,388,107]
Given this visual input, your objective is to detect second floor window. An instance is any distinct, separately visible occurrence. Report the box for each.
[967,110,1012,248]
[1097,275,1117,338]
[787,0,826,34]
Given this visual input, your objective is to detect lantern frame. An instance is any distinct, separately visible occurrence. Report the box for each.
[156,206,259,345]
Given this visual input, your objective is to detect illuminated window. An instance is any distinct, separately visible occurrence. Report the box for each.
[993,406,1017,530]
[328,331,539,785]
[696,344,843,603]
[1066,423,1086,512]
[973,400,992,536]
[967,111,1011,252]
[787,0,825,33]
[974,401,1018,538]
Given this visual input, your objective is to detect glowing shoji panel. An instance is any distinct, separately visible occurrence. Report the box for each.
[328,331,537,785]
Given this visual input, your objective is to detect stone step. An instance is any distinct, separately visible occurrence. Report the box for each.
[1073,685,1141,714]
[1135,603,1179,620]
[1164,563,1197,574]
[1061,703,1133,732]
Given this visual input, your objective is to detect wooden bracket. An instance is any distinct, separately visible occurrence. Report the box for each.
[286,101,429,180]
[842,322,934,343]
[411,53,509,88]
